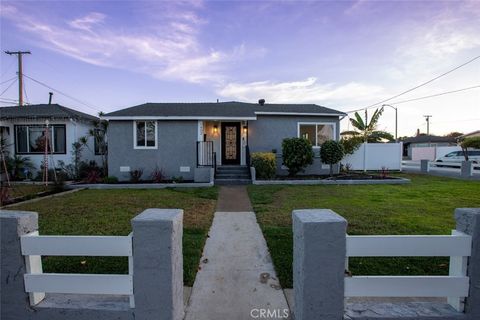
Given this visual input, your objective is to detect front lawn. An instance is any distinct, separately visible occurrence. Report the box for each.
[247,174,480,288]
[1,184,54,206]
[8,187,218,286]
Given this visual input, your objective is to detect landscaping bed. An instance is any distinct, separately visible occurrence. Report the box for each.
[247,173,480,288]
[1,184,56,207]
[4,187,218,286]
[263,173,399,180]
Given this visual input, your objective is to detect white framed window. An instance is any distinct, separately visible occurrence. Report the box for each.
[133,121,157,149]
[297,122,336,147]
[15,124,66,154]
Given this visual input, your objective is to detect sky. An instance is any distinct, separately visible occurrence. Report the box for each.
[1,0,479,137]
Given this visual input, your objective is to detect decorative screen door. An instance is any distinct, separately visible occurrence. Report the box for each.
[221,122,241,165]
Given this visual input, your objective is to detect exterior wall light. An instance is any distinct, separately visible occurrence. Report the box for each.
[213,125,218,134]
[243,126,248,134]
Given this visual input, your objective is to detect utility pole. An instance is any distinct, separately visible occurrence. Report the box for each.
[423,115,432,135]
[4,50,31,106]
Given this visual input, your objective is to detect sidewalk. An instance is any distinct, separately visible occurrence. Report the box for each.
[185,187,289,320]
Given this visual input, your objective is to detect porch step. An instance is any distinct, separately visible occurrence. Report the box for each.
[214,179,252,185]
[215,166,251,185]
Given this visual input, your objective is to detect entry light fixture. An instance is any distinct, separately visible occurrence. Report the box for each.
[243,126,248,134]
[213,125,218,134]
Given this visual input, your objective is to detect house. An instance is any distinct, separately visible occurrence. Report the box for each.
[402,135,457,159]
[103,100,346,182]
[458,130,480,140]
[0,104,101,177]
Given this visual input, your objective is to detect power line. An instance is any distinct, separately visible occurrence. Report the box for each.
[345,54,480,113]
[22,73,103,113]
[0,78,17,96]
[390,85,480,105]
[0,76,17,85]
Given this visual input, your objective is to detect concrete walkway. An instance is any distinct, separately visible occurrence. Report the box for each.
[215,185,253,212]
[185,187,289,320]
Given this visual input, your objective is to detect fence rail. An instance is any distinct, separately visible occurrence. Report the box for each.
[24,274,133,295]
[346,233,471,257]
[344,276,469,297]
[21,234,132,256]
[21,232,134,307]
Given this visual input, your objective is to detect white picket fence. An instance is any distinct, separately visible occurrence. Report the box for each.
[20,232,135,307]
[345,231,472,312]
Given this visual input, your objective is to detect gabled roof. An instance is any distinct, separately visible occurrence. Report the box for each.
[0,104,98,121]
[402,135,457,145]
[103,101,346,120]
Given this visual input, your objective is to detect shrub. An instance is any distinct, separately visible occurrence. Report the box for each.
[282,138,314,176]
[151,166,166,183]
[129,169,143,183]
[320,140,345,176]
[251,152,276,180]
[84,169,102,184]
[103,176,118,184]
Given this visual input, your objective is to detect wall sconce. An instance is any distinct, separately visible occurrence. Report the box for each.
[243,126,248,134]
[213,125,218,135]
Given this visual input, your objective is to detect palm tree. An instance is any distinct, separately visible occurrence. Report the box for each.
[341,107,394,143]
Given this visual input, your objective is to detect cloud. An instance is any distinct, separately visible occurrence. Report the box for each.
[0,3,252,84]
[69,12,106,31]
[217,77,386,107]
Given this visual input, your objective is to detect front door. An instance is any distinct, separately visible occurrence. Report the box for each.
[221,122,241,165]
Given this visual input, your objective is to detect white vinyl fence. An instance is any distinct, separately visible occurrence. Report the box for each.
[293,208,480,320]
[21,232,135,307]
[342,142,403,171]
[412,146,461,161]
[345,231,471,311]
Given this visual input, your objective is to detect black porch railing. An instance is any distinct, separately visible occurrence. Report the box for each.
[197,141,215,167]
[246,145,251,166]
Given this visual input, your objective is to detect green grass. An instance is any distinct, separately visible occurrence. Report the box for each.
[9,187,218,286]
[247,174,480,288]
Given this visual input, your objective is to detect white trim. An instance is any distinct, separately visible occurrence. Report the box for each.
[105,116,257,120]
[133,120,158,149]
[255,112,346,117]
[297,122,337,147]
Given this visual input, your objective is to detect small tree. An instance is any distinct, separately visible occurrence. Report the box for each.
[340,136,362,156]
[460,137,480,161]
[320,140,345,176]
[282,138,314,176]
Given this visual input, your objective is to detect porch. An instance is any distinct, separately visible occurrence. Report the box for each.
[196,120,251,184]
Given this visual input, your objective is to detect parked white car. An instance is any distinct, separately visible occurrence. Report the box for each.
[434,150,480,167]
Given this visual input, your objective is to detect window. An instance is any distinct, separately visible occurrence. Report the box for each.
[298,123,335,147]
[94,129,107,155]
[15,125,66,154]
[134,121,157,149]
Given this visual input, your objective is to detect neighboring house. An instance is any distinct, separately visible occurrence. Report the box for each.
[0,104,100,175]
[103,101,346,182]
[402,135,457,159]
[458,130,480,140]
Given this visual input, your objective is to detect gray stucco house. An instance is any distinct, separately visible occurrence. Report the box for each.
[103,101,346,182]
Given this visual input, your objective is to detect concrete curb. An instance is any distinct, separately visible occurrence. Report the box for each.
[66,182,214,190]
[253,177,410,185]
[1,188,85,209]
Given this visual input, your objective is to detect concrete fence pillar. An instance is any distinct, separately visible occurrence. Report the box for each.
[454,208,480,318]
[131,209,184,320]
[420,159,430,172]
[0,210,39,320]
[461,161,473,177]
[292,209,347,320]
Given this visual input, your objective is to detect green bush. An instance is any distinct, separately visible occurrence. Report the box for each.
[282,138,314,176]
[340,136,363,155]
[103,176,119,184]
[320,140,345,176]
[251,152,276,179]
